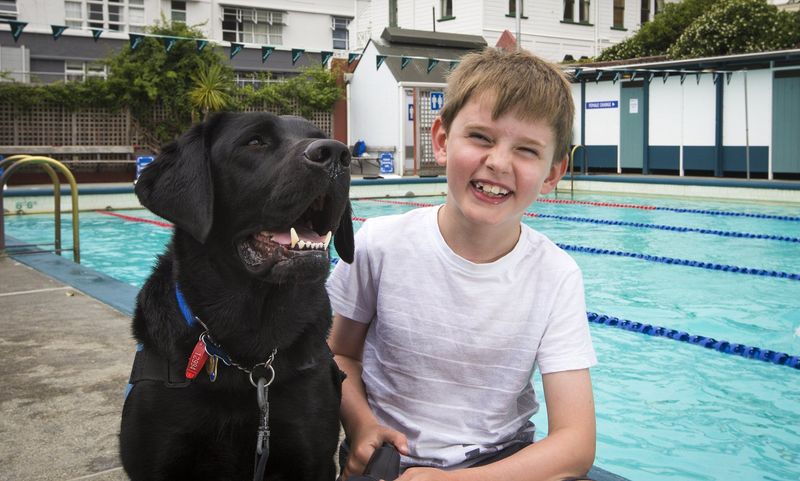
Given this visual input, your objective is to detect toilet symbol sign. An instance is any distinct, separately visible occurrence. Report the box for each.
[430,92,444,111]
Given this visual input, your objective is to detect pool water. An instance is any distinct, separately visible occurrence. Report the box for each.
[5,192,800,481]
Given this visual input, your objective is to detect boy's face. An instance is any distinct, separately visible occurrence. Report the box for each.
[432,95,567,231]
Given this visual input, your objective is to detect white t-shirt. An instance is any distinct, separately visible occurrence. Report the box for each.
[326,206,596,469]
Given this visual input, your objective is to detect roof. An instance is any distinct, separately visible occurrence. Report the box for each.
[363,27,487,84]
[563,48,800,81]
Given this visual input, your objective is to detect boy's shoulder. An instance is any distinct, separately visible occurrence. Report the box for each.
[520,225,580,272]
[361,205,436,237]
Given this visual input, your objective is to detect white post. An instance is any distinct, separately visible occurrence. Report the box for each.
[743,70,751,180]
[516,0,522,50]
[680,80,685,177]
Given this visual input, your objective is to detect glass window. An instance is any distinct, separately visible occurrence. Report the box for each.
[65,1,82,27]
[613,0,625,27]
[508,0,523,16]
[654,0,665,16]
[171,0,186,23]
[222,7,283,45]
[0,0,17,20]
[579,0,591,22]
[440,0,452,18]
[641,0,650,23]
[332,16,350,50]
[563,0,574,21]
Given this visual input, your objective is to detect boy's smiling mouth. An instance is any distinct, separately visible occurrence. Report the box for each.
[472,180,512,198]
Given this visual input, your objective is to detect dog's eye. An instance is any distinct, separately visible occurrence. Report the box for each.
[247,136,265,146]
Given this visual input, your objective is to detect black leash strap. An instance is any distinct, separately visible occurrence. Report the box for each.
[253,376,271,481]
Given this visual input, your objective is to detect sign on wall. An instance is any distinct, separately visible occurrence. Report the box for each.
[430,92,444,111]
[586,101,619,109]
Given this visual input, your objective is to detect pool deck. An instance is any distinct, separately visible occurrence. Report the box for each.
[0,244,629,481]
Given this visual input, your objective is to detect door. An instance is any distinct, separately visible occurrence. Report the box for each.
[772,70,800,176]
[620,81,645,172]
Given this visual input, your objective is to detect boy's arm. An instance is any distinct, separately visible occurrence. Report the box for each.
[329,313,409,478]
[399,368,595,481]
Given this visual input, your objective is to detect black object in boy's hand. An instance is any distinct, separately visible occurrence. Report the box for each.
[346,443,401,481]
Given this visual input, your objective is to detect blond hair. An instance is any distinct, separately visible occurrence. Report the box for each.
[439,48,574,163]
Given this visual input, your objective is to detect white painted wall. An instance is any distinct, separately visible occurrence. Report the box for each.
[349,42,401,151]
[583,81,620,145]
[571,83,582,144]
[682,75,716,146]
[648,78,683,146]
[723,69,772,146]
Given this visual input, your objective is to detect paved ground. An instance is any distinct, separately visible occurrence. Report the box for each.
[0,257,133,481]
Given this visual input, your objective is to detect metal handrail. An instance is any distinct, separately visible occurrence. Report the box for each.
[569,145,587,200]
[0,156,80,263]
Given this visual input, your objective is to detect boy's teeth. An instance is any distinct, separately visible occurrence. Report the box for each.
[475,181,509,195]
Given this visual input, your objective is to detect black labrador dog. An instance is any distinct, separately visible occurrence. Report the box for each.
[120,112,353,481]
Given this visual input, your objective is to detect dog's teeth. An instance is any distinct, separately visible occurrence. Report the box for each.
[297,240,306,249]
[290,228,299,248]
[323,231,332,249]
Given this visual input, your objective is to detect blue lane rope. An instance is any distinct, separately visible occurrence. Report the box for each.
[587,312,800,370]
[532,213,800,243]
[653,206,800,222]
[557,243,800,281]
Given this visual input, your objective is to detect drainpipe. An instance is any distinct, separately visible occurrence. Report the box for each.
[516,0,522,50]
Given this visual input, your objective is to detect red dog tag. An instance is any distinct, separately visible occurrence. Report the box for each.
[185,339,209,379]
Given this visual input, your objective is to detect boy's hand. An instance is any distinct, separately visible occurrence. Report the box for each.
[344,423,408,479]
[397,467,453,480]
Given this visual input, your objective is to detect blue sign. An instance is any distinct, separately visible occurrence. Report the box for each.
[430,92,444,111]
[136,156,154,181]
[408,103,414,121]
[379,152,394,174]
[586,101,619,109]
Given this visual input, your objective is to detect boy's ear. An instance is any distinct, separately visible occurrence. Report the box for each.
[540,156,569,195]
[431,116,447,167]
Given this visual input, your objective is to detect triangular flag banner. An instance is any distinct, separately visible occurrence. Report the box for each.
[291,48,305,65]
[696,72,701,85]
[261,46,274,62]
[448,60,459,71]
[713,73,720,85]
[162,37,177,53]
[612,72,621,85]
[400,56,411,70]
[647,72,655,84]
[51,25,67,40]
[229,42,243,59]
[376,55,387,70]
[573,68,582,80]
[662,72,670,84]
[320,51,333,66]
[426,58,439,73]
[9,21,27,42]
[726,72,733,85]
[91,28,103,41]
[129,33,143,50]
[680,73,687,85]
[348,52,360,64]
[195,39,208,52]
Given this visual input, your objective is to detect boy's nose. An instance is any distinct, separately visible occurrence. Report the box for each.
[485,147,513,173]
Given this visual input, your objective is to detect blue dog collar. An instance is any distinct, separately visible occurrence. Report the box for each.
[175,283,197,327]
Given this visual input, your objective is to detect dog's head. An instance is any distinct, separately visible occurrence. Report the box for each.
[135,112,354,283]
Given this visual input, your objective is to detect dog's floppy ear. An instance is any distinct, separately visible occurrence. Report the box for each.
[334,201,354,264]
[135,122,214,244]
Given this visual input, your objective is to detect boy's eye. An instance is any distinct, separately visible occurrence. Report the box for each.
[247,136,266,146]
[469,132,491,143]
[519,147,540,157]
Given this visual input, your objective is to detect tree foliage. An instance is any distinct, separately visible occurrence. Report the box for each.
[668,0,800,58]
[597,0,800,61]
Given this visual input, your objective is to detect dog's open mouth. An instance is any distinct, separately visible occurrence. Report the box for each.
[235,194,339,273]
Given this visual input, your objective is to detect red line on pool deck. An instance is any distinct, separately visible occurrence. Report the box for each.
[97,210,173,228]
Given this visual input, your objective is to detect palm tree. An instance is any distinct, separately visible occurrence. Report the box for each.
[188,63,233,121]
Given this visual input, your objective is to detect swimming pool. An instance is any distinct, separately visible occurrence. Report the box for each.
[5,192,800,481]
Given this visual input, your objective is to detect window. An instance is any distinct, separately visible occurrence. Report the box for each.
[440,0,453,18]
[654,0,665,16]
[613,0,625,28]
[563,0,574,21]
[640,0,649,23]
[65,1,142,32]
[171,0,186,23]
[508,0,523,16]
[0,0,17,20]
[222,7,284,45]
[564,0,590,23]
[65,60,107,82]
[579,0,591,23]
[332,16,350,50]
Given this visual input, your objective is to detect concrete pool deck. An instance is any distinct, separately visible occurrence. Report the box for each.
[1,246,629,481]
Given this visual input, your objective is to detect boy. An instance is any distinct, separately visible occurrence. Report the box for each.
[327,48,597,481]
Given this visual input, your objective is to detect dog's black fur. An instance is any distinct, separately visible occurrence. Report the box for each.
[120,112,354,481]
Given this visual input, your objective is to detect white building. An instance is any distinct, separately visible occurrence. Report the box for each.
[351,0,675,63]
[0,0,355,83]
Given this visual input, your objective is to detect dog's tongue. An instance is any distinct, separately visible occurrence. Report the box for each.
[270,226,324,246]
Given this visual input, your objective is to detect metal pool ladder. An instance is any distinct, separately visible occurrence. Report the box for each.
[0,155,81,263]
[567,144,587,200]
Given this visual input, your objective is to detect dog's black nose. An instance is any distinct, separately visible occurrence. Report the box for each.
[303,139,351,168]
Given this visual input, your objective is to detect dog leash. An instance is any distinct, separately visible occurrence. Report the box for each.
[175,284,278,480]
